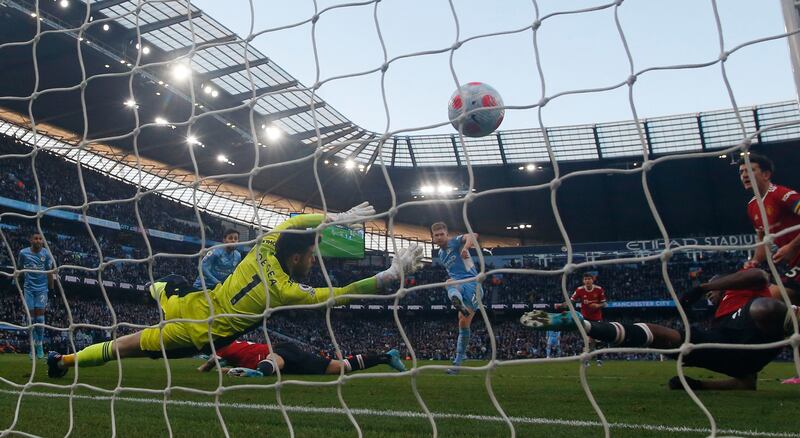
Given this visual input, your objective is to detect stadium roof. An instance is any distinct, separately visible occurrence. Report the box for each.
[0,117,440,257]
[5,0,800,169]
[85,0,362,142]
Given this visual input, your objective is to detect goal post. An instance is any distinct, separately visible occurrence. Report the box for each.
[780,0,800,102]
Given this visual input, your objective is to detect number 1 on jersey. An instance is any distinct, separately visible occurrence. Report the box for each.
[230,273,261,305]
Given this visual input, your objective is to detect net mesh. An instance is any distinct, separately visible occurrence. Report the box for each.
[0,0,799,436]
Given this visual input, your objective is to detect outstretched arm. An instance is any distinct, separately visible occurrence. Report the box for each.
[280,244,424,306]
[460,233,479,259]
[281,277,379,306]
[259,214,327,255]
[703,269,769,292]
[680,269,770,308]
[258,203,376,257]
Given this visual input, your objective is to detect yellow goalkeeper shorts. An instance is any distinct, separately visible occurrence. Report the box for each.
[138,282,215,353]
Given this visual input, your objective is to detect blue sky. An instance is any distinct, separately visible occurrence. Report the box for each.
[193,0,796,134]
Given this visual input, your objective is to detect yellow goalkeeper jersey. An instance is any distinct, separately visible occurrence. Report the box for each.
[173,214,377,349]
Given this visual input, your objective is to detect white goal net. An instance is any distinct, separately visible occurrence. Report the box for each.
[1,0,799,437]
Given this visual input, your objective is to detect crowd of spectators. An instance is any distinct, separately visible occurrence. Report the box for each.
[299,252,747,308]
[0,135,225,239]
[2,131,793,364]
[0,218,204,284]
[0,131,756,308]
[0,213,755,314]
[478,252,745,305]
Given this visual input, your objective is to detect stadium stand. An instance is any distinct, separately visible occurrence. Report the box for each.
[0,135,225,238]
[2,124,780,362]
[0,137,787,361]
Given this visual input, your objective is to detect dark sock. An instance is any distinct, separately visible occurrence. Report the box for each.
[256,359,277,376]
[344,353,387,371]
[587,322,654,347]
[585,321,616,342]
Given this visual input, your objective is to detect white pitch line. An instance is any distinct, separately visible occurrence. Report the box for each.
[1,389,797,437]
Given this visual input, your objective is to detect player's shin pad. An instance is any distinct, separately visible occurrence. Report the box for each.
[344,353,386,372]
[33,315,45,344]
[257,359,277,376]
[455,328,470,360]
[72,341,114,367]
[588,322,654,347]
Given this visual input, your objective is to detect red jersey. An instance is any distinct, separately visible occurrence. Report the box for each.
[715,286,771,319]
[215,341,271,369]
[571,285,607,321]
[747,184,800,264]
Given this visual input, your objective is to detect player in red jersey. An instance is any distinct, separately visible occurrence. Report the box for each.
[523,268,798,390]
[555,273,608,321]
[740,153,800,278]
[740,153,800,385]
[196,340,406,377]
[556,273,607,366]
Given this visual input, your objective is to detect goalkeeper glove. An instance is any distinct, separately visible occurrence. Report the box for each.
[326,201,375,230]
[376,244,424,289]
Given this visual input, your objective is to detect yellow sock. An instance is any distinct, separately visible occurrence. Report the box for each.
[72,341,114,367]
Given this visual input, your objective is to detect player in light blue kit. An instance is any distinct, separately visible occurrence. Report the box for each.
[193,229,242,289]
[431,222,481,374]
[545,330,561,358]
[17,232,55,359]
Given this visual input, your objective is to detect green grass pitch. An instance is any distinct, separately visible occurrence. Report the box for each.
[0,355,797,437]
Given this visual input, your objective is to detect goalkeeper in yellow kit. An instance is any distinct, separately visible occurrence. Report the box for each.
[48,202,424,377]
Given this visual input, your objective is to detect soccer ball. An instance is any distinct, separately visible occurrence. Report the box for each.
[448,82,505,138]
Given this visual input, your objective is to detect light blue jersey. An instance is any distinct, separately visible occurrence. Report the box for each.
[437,235,482,312]
[193,247,242,289]
[436,236,477,280]
[18,247,54,293]
[436,234,482,370]
[545,330,561,358]
[18,247,54,314]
